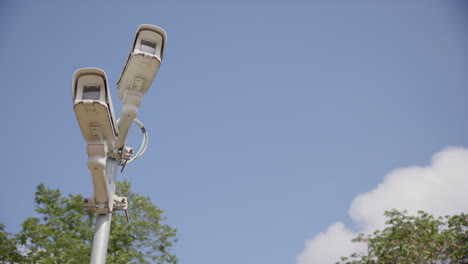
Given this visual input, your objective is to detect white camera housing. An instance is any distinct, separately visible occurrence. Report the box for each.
[117,24,166,102]
[73,68,118,149]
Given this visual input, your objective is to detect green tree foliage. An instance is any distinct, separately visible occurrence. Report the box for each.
[1,181,177,264]
[337,210,467,264]
[0,223,23,263]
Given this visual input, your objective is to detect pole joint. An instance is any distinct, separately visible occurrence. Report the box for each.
[107,146,134,166]
[83,196,129,215]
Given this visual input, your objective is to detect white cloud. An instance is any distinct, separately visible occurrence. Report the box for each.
[297,223,364,264]
[297,147,468,264]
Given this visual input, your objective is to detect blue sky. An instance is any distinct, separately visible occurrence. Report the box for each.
[1,1,468,264]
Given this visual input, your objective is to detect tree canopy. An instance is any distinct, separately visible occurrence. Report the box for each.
[337,210,467,264]
[0,181,177,264]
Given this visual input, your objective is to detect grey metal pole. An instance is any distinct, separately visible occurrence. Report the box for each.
[90,158,118,264]
[90,213,112,264]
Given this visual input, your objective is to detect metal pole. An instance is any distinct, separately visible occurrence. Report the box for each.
[90,158,118,264]
[90,213,112,264]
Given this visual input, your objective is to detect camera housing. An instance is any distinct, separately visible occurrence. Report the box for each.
[72,68,118,149]
[117,24,166,101]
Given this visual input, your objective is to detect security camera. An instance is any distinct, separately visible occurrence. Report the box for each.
[72,68,118,149]
[114,24,167,150]
[72,68,117,211]
[116,24,166,102]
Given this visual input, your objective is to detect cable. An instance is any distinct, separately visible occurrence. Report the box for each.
[116,118,149,164]
[128,118,148,163]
